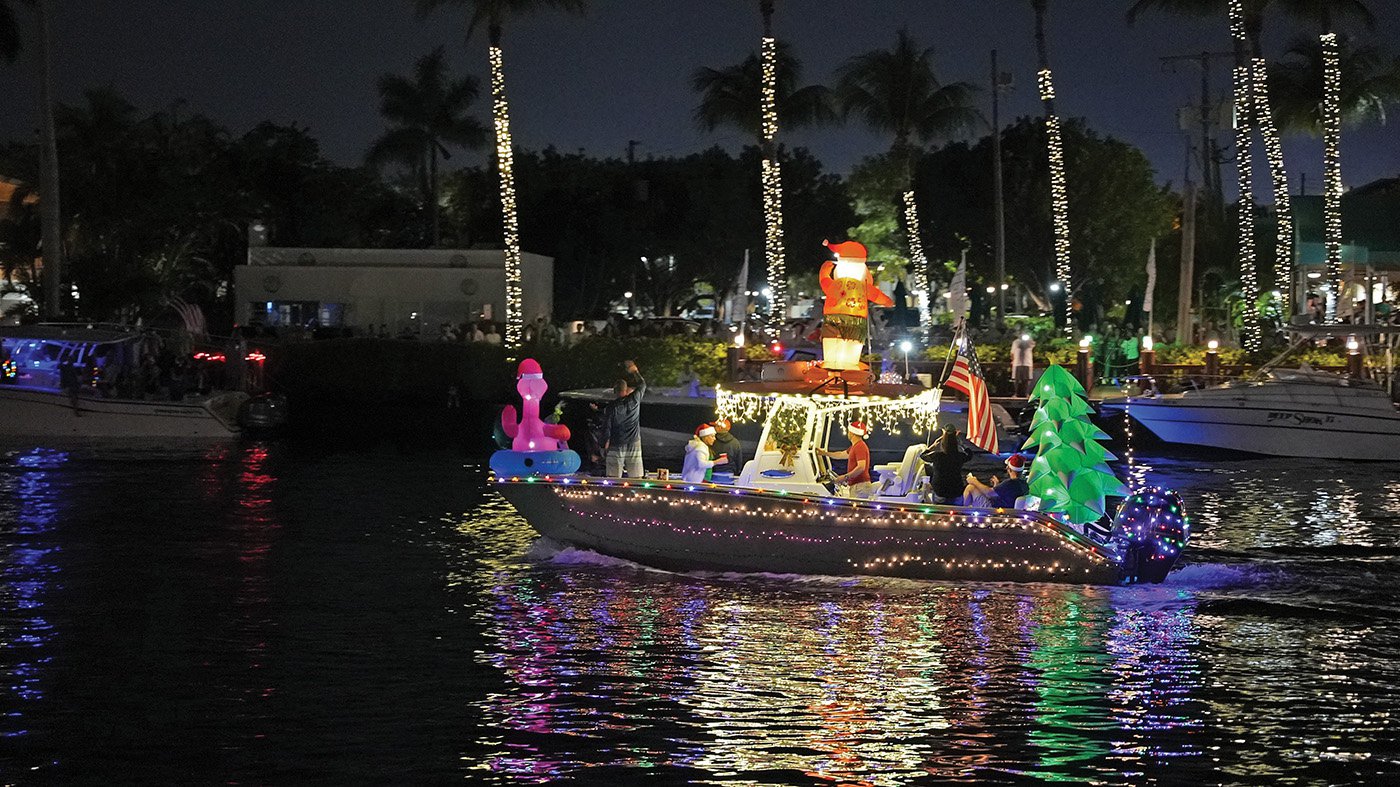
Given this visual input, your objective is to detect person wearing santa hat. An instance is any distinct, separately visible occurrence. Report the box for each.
[815,420,873,497]
[710,418,744,478]
[682,423,726,483]
[960,452,1030,508]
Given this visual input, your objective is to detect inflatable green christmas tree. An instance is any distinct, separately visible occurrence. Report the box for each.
[1022,365,1127,525]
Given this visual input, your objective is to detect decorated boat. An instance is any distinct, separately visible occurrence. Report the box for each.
[493,362,1188,585]
[494,243,1188,585]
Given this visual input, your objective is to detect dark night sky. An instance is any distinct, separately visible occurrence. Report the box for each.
[1,0,1397,194]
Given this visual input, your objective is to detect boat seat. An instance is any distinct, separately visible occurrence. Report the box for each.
[876,443,927,498]
[1013,495,1041,511]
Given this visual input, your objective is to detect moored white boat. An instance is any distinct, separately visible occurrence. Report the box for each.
[1105,325,1400,461]
[0,325,245,439]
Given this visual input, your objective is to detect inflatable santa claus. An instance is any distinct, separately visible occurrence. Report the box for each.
[818,239,894,370]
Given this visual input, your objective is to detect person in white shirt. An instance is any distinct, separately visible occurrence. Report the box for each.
[682,424,725,482]
[1011,333,1036,397]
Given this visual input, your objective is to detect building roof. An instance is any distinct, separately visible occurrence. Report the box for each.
[1294,180,1400,267]
[246,247,552,269]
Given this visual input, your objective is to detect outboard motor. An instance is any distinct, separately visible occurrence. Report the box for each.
[1109,487,1190,584]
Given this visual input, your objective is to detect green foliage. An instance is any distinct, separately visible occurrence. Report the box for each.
[443,145,854,319]
[845,153,910,276]
[1151,342,1247,365]
[915,118,1174,323]
[1022,365,1127,525]
[767,402,807,460]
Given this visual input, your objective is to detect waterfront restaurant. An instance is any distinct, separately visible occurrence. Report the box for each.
[233,244,554,335]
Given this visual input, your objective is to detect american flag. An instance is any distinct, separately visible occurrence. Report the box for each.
[944,341,998,453]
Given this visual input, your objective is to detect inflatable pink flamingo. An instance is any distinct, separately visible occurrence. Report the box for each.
[502,358,571,451]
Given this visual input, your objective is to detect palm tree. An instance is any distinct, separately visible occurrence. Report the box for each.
[1,0,62,319]
[415,0,586,349]
[1271,37,1400,131]
[757,0,787,320]
[836,29,980,327]
[1272,37,1399,319]
[1126,0,1293,332]
[692,43,836,141]
[367,48,487,247]
[692,40,835,317]
[1274,0,1376,321]
[1029,0,1074,334]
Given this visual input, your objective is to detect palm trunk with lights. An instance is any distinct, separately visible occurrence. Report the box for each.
[487,23,524,348]
[1227,0,1259,350]
[758,1,786,323]
[1240,7,1293,317]
[36,0,62,319]
[1032,1,1072,336]
[1320,31,1343,323]
[895,135,930,333]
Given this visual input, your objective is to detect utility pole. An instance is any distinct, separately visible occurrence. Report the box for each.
[626,139,640,165]
[1161,51,1232,201]
[1177,182,1198,344]
[991,50,1011,327]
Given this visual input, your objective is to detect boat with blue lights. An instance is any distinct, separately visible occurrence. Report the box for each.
[0,324,248,438]
[494,362,1190,586]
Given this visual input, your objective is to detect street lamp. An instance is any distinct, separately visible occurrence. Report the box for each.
[1049,282,1062,293]
[623,291,634,318]
[899,339,913,380]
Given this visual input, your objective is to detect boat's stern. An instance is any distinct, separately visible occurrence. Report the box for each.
[1107,487,1191,583]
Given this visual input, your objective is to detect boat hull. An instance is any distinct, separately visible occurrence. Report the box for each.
[1108,396,1400,460]
[497,478,1126,585]
[0,387,243,438]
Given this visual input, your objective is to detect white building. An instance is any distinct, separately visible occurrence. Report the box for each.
[233,247,554,334]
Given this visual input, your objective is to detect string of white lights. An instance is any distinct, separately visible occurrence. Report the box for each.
[490,46,524,350]
[1321,32,1343,324]
[1038,69,1072,336]
[1252,57,1292,315]
[902,190,930,325]
[760,36,787,322]
[1233,63,1260,351]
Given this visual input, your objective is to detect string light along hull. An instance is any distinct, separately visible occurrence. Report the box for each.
[496,477,1184,585]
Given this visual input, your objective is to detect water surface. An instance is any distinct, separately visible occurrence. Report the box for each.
[1,442,1397,784]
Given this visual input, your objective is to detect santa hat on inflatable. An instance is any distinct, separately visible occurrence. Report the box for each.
[847,420,868,438]
[824,239,868,263]
[517,358,544,380]
[695,424,717,438]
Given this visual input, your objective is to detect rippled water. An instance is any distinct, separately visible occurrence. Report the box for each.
[2,441,1399,784]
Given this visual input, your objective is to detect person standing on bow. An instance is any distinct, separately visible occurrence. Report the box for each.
[597,359,646,478]
[682,424,725,483]
[1011,333,1035,397]
[816,421,873,498]
[709,418,745,478]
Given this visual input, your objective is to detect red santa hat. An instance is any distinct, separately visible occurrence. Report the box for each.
[713,418,732,431]
[847,420,868,437]
[517,358,544,380]
[823,239,868,263]
[695,424,717,438]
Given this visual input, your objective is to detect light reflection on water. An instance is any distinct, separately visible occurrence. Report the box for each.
[0,445,1398,782]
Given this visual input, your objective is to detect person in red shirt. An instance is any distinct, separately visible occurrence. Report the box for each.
[816,420,873,497]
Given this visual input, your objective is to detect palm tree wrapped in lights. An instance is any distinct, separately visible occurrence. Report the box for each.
[693,35,837,322]
[1271,32,1400,320]
[835,29,980,332]
[415,0,586,349]
[1029,0,1075,335]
